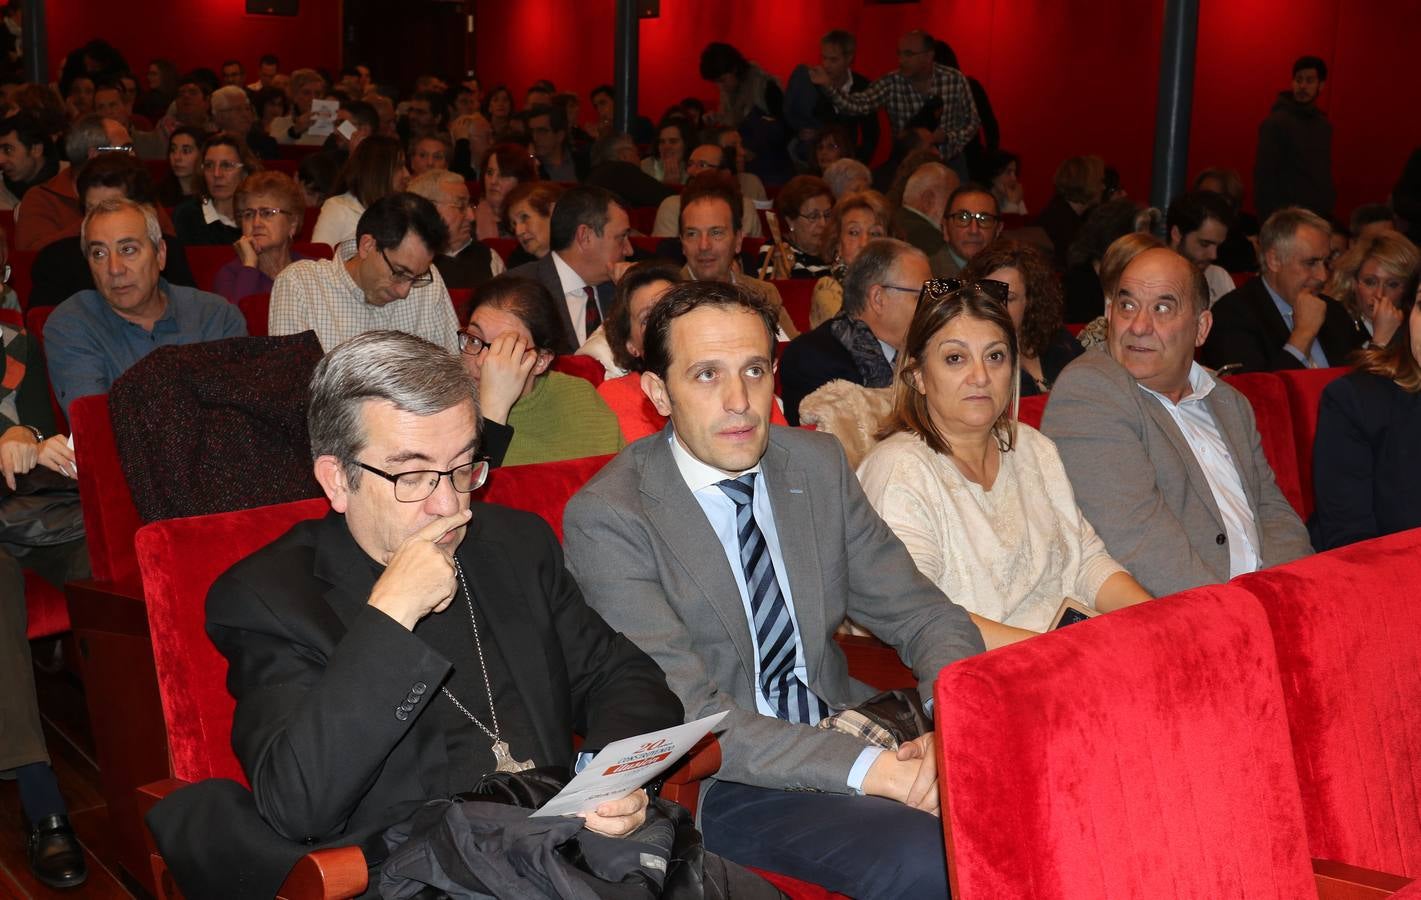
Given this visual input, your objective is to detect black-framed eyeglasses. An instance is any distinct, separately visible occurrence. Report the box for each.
[457,330,489,355]
[379,247,435,288]
[355,459,489,502]
[921,278,1012,305]
[946,210,1000,228]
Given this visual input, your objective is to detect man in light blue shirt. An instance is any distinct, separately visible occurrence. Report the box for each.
[43,198,245,416]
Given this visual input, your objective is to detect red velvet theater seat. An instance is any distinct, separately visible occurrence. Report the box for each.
[477,453,615,541]
[1237,527,1421,879]
[184,245,235,294]
[1276,366,1348,518]
[238,293,270,337]
[935,586,1320,899]
[769,279,813,335]
[1224,371,1306,516]
[550,353,606,386]
[1017,394,1048,430]
[69,394,145,587]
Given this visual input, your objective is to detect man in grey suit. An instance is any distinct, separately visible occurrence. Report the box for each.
[1043,246,1311,598]
[507,184,631,354]
[564,280,983,899]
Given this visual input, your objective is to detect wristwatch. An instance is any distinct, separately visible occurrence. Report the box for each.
[23,424,43,443]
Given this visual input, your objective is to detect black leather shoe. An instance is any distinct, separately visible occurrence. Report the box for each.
[24,813,88,890]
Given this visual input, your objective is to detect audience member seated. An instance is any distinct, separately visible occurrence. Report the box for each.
[821,157,871,200]
[212,171,307,303]
[809,189,890,327]
[641,118,692,185]
[0,315,88,891]
[590,261,682,438]
[502,180,563,269]
[44,198,245,415]
[1036,154,1105,269]
[676,174,793,337]
[475,142,537,241]
[939,182,1004,276]
[582,133,675,210]
[977,148,1026,215]
[1063,198,1154,324]
[892,160,956,275]
[407,169,501,292]
[756,174,833,279]
[527,103,586,183]
[267,68,328,146]
[1202,207,1366,373]
[1166,189,1236,306]
[1311,270,1421,549]
[311,134,408,248]
[508,184,631,354]
[153,74,214,145]
[780,238,930,424]
[1193,167,1260,273]
[858,277,1150,645]
[651,143,764,239]
[461,276,622,466]
[963,239,1082,396]
[173,132,261,247]
[1322,230,1418,350]
[155,126,203,207]
[14,113,132,252]
[0,112,62,211]
[1043,243,1312,597]
[1349,202,1400,240]
[406,132,450,178]
[563,279,984,899]
[270,192,457,352]
[29,153,200,308]
[211,84,277,161]
[481,84,514,140]
[142,330,779,900]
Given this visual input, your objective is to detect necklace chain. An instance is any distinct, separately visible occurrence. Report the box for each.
[439,557,501,742]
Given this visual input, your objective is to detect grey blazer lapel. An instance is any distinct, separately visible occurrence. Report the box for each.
[1206,389,1263,515]
[1139,392,1226,530]
[639,433,758,684]
[759,438,827,678]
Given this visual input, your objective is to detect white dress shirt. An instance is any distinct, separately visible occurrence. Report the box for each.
[1137,362,1261,577]
[550,251,592,346]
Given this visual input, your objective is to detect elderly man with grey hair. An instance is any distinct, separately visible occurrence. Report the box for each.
[778,237,930,424]
[143,329,779,900]
[42,197,244,414]
[407,169,502,293]
[822,157,871,199]
[1201,206,1365,372]
[13,114,132,251]
[211,84,279,160]
[892,161,959,276]
[1045,243,1311,597]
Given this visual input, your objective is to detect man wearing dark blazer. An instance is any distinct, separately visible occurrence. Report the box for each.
[1201,207,1363,373]
[779,238,929,424]
[146,331,684,899]
[508,184,631,354]
[1044,247,1311,598]
[564,281,984,898]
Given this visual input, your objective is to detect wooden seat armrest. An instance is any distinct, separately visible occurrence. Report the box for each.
[1314,858,1415,899]
[665,735,721,785]
[276,846,369,900]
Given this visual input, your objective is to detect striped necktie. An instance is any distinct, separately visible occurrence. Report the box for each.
[583,286,601,339]
[716,474,831,725]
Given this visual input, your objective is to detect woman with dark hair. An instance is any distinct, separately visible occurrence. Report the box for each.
[641,118,694,185]
[136,58,179,121]
[857,278,1150,646]
[173,132,264,246]
[811,124,854,176]
[253,87,291,137]
[1311,269,1421,549]
[482,84,514,136]
[757,174,834,279]
[311,134,409,247]
[698,42,783,130]
[503,180,565,268]
[976,148,1026,215]
[475,142,539,241]
[963,240,1083,396]
[156,126,205,207]
[458,276,623,466]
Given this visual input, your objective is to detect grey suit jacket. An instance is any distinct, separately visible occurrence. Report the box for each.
[1041,349,1312,597]
[563,425,984,795]
[507,253,614,355]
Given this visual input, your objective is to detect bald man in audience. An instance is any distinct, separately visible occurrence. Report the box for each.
[892,161,959,276]
[1043,243,1311,597]
[938,183,1003,276]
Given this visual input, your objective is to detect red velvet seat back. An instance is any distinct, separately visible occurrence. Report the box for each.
[550,354,605,386]
[69,394,145,587]
[769,279,813,334]
[22,306,66,432]
[185,245,235,293]
[627,206,658,235]
[291,241,335,261]
[238,293,270,336]
[1276,366,1348,518]
[482,237,517,263]
[477,454,614,541]
[135,498,329,785]
[1235,528,1421,877]
[1017,394,1048,430]
[10,249,36,311]
[1223,372,1305,516]
[935,587,1314,899]
[628,235,663,257]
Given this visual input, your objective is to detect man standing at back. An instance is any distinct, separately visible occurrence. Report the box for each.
[1254,55,1334,219]
[565,280,982,898]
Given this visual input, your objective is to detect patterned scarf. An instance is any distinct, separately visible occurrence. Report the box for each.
[827,314,895,388]
[1,322,27,428]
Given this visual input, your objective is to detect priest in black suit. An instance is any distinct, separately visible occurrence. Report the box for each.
[146,331,683,899]
[779,239,930,424]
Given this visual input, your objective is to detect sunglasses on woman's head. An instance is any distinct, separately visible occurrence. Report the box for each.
[919,278,1012,304]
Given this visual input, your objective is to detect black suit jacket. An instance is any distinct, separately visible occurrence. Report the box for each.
[508,253,615,354]
[148,506,679,899]
[1200,275,1364,373]
[778,321,864,426]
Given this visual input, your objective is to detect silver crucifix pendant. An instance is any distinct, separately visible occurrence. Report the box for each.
[492,739,534,773]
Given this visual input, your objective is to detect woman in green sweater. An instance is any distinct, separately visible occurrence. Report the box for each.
[461,276,624,467]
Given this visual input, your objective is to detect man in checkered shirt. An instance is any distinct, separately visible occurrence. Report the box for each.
[270,193,460,353]
[810,29,980,166]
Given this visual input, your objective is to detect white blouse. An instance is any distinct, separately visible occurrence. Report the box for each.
[857,426,1125,632]
[310,192,366,248]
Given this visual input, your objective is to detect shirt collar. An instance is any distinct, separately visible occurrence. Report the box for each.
[668,429,763,495]
[1261,276,1294,327]
[333,239,366,299]
[446,238,473,258]
[683,264,738,285]
[201,197,236,227]
[1136,360,1216,408]
[551,250,587,294]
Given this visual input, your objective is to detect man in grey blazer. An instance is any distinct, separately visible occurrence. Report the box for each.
[1043,246,1311,598]
[564,280,983,899]
[507,184,631,354]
